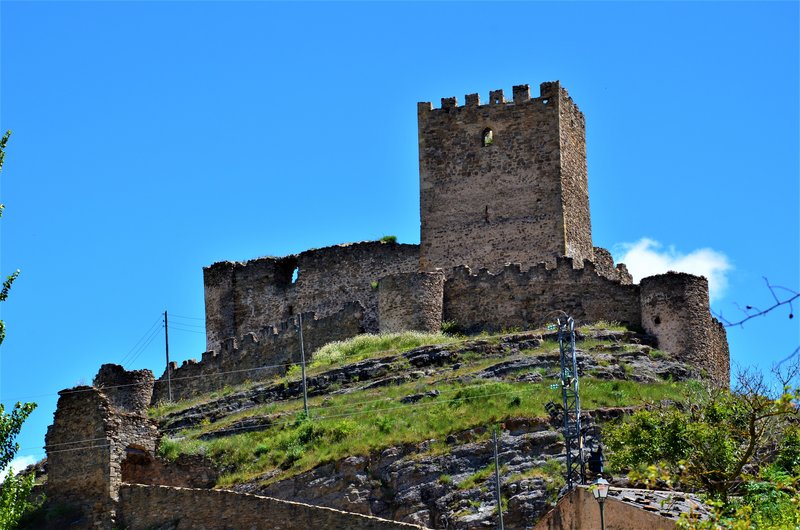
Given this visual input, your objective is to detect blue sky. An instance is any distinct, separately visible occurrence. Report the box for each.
[1,1,798,469]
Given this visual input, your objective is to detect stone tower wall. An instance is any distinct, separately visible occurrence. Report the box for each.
[378,271,445,334]
[418,81,593,273]
[204,241,419,353]
[640,272,730,385]
[557,83,593,264]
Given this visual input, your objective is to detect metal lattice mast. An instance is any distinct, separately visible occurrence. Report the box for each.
[558,315,585,490]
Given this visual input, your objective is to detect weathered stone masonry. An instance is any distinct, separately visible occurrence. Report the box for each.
[204,241,419,353]
[418,81,593,273]
[45,365,158,528]
[153,302,366,403]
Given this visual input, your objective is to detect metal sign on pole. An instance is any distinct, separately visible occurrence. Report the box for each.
[164,310,173,402]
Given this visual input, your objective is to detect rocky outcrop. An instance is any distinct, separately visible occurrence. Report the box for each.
[234,419,563,529]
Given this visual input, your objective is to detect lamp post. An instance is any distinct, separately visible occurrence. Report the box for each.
[592,478,609,530]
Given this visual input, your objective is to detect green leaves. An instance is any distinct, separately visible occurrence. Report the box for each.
[0,403,36,472]
[0,130,16,347]
[607,366,800,528]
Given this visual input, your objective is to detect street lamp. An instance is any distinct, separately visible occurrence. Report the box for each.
[592,478,609,530]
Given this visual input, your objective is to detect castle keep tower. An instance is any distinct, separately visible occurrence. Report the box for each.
[418,81,593,272]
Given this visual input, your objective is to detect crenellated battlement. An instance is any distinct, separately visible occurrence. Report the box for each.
[417,81,576,114]
[153,303,365,404]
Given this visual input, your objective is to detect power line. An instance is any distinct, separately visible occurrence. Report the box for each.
[119,316,163,366]
[167,320,205,329]
[126,324,164,366]
[169,326,205,335]
[169,314,205,321]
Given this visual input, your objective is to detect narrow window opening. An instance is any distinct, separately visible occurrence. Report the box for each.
[542,98,550,105]
[653,315,661,326]
[484,205,490,224]
[482,128,494,147]
[291,267,299,284]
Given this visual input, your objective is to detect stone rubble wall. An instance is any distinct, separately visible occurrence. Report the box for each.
[443,258,643,334]
[118,484,430,530]
[592,247,633,284]
[93,364,154,414]
[121,452,218,489]
[152,302,365,404]
[203,241,419,352]
[45,373,159,528]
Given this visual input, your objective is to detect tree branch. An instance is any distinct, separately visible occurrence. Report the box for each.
[714,277,797,327]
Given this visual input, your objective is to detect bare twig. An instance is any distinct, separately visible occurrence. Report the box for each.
[713,277,798,328]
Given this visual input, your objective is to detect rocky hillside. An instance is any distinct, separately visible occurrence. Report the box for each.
[150,325,703,529]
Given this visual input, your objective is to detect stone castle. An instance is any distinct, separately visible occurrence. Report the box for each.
[153,80,728,403]
[42,81,729,529]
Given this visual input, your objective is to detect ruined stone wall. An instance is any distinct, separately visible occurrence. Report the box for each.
[45,387,116,526]
[378,271,445,333]
[593,247,633,284]
[118,484,429,530]
[45,369,159,528]
[93,364,154,414]
[418,82,592,273]
[152,303,365,403]
[204,241,419,352]
[443,258,642,333]
[709,318,730,385]
[640,272,729,386]
[121,452,218,489]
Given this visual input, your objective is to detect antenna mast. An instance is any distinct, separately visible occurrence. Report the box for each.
[558,315,585,490]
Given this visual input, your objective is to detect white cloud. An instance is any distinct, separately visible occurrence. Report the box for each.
[1,455,37,479]
[615,238,732,302]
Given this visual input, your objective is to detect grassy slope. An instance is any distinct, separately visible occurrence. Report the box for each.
[153,325,694,488]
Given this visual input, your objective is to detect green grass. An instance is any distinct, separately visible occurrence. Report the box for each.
[578,320,628,333]
[458,463,499,490]
[310,332,457,369]
[150,326,701,491]
[158,376,694,487]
